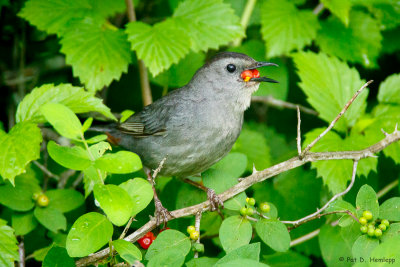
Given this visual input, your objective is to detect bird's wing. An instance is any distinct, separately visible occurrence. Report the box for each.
[117,100,171,137]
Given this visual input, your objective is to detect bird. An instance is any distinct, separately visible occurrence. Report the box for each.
[97,52,278,223]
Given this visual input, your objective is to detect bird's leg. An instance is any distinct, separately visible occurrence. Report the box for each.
[182,178,224,211]
[146,169,173,226]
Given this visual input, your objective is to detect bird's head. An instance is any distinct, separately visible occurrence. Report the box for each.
[191,52,278,112]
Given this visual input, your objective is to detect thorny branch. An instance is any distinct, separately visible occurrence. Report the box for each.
[76,80,399,266]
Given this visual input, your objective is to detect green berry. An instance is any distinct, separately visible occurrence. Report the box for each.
[187,225,196,234]
[192,243,204,253]
[381,219,390,227]
[378,224,387,231]
[359,217,368,225]
[240,207,247,216]
[37,194,49,207]
[259,202,270,213]
[367,228,375,237]
[360,226,368,234]
[190,231,199,240]
[32,192,41,201]
[374,228,382,237]
[246,197,256,206]
[246,208,254,216]
[368,224,375,230]
[362,210,373,221]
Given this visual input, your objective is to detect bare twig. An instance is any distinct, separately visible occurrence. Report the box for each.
[232,0,257,47]
[290,228,320,247]
[194,211,202,258]
[119,217,135,240]
[301,80,373,158]
[33,161,60,181]
[125,0,153,106]
[281,160,358,227]
[296,106,302,155]
[18,237,25,267]
[313,2,325,15]
[76,128,400,266]
[376,179,399,198]
[71,172,84,188]
[251,96,318,116]
[152,157,167,181]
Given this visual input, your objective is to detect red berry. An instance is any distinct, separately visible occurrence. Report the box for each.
[241,70,253,81]
[252,69,260,78]
[143,231,156,241]
[138,236,152,249]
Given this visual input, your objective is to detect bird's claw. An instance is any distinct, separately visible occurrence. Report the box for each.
[207,188,224,211]
[154,198,173,226]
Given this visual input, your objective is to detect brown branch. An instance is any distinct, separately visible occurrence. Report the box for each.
[125,0,153,106]
[76,128,400,266]
[281,160,359,228]
[33,161,60,181]
[296,106,302,155]
[301,80,373,158]
[251,96,318,116]
[18,237,25,267]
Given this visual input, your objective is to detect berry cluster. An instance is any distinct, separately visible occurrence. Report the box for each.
[32,192,49,207]
[241,69,260,82]
[359,210,390,238]
[187,225,199,240]
[240,197,270,217]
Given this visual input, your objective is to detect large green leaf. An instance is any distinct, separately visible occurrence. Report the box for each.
[19,0,125,35]
[355,185,379,220]
[66,212,113,257]
[47,141,91,170]
[219,216,252,253]
[261,0,319,57]
[294,52,367,132]
[173,0,244,52]
[316,11,382,68]
[255,219,290,252]
[369,236,400,265]
[119,178,154,216]
[60,18,131,91]
[0,176,41,211]
[377,73,400,104]
[378,197,400,221]
[215,243,260,265]
[93,184,134,226]
[94,151,142,174]
[319,225,352,267]
[351,235,379,260]
[34,207,67,233]
[212,152,247,179]
[46,189,85,213]
[40,102,82,139]
[0,219,19,267]
[113,239,142,265]
[16,83,115,123]
[126,19,190,76]
[145,229,191,267]
[0,122,42,184]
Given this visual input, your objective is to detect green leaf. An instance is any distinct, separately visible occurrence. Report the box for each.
[316,11,382,68]
[83,165,105,197]
[216,259,269,267]
[232,126,271,171]
[369,2,400,30]
[219,215,252,253]
[89,141,112,160]
[369,236,400,265]
[82,117,93,132]
[126,20,190,76]
[46,189,85,213]
[356,185,379,219]
[32,245,52,262]
[0,175,41,211]
[16,83,115,123]
[377,73,400,104]
[12,211,38,236]
[0,122,42,184]
[303,128,377,193]
[261,0,319,57]
[34,207,67,232]
[112,239,142,264]
[120,110,135,123]
[60,18,131,91]
[293,51,367,132]
[319,225,352,267]
[94,151,142,174]
[228,40,289,100]
[352,235,379,260]
[0,219,19,267]
[321,0,351,25]
[186,257,219,267]
[145,229,191,267]
[381,223,400,242]
[173,0,244,52]
[202,169,246,210]
[379,197,400,221]
[93,184,134,226]
[212,152,247,178]
[86,134,108,144]
[40,102,82,139]
[19,0,125,34]
[176,183,207,209]
[43,246,75,267]
[66,212,113,257]
[215,243,260,266]
[119,178,154,216]
[47,141,91,170]
[263,251,312,267]
[255,219,290,252]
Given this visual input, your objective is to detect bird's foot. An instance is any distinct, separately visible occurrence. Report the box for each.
[207,188,224,211]
[154,198,173,226]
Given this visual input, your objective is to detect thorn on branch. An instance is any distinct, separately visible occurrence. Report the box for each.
[381,128,389,137]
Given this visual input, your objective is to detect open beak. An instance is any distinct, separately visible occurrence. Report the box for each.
[248,61,279,83]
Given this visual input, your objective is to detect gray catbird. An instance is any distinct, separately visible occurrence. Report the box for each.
[98,52,277,222]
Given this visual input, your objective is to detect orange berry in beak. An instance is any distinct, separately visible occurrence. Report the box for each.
[241,70,253,82]
[252,69,260,78]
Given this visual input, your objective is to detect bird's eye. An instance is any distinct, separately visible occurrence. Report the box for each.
[226,64,236,73]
